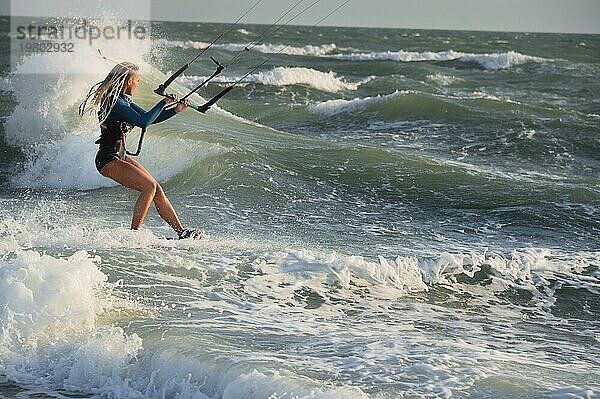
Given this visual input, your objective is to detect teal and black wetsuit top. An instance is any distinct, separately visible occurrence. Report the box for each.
[95,94,176,172]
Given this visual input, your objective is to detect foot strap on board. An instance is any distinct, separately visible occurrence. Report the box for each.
[179,229,202,240]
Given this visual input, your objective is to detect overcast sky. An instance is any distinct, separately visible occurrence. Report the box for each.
[5,0,600,34]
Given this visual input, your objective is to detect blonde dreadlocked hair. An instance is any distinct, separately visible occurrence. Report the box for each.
[79,62,139,123]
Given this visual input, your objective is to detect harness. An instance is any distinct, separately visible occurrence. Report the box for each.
[95,121,146,157]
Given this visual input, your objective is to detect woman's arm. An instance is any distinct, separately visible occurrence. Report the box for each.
[130,100,179,124]
[152,107,177,124]
[113,97,167,129]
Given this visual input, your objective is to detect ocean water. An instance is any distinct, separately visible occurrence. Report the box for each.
[0,13,599,399]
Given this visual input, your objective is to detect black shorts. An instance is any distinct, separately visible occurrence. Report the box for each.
[95,141,125,173]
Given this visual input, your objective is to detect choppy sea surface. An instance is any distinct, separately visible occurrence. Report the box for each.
[0,13,599,399]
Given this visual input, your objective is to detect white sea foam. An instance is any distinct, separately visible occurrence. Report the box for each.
[179,67,369,93]
[0,247,141,392]
[459,51,547,70]
[0,250,107,349]
[5,200,597,302]
[308,90,522,116]
[331,50,547,70]
[251,67,366,92]
[231,42,338,57]
[250,247,600,300]
[1,207,598,398]
[1,204,178,250]
[158,38,212,50]
[308,90,406,115]
[0,240,367,399]
[220,369,368,399]
[158,39,548,70]
[426,73,464,86]
[160,39,338,57]
[253,249,429,300]
[548,386,596,399]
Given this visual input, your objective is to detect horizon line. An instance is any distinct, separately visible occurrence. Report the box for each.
[3,14,600,36]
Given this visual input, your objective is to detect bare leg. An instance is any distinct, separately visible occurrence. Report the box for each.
[100,159,156,230]
[124,157,185,235]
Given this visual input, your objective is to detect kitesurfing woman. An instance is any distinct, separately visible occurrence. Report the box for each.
[79,62,200,240]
